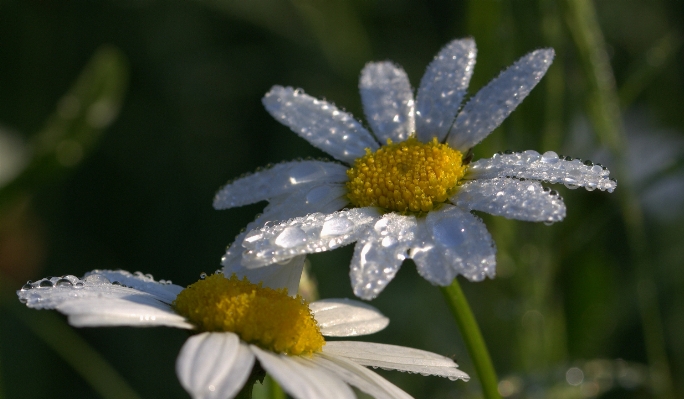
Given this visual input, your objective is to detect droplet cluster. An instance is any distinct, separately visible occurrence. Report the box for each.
[347,137,466,212]
[468,150,617,192]
[242,207,381,267]
[17,270,178,309]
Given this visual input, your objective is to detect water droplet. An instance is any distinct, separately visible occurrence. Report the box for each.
[112,281,122,286]
[564,156,573,161]
[21,283,33,291]
[200,272,207,279]
[55,278,73,287]
[274,226,307,248]
[544,221,554,226]
[541,151,559,164]
[583,160,594,166]
[320,216,354,236]
[74,282,84,289]
[504,149,513,154]
[549,190,558,196]
[39,280,54,288]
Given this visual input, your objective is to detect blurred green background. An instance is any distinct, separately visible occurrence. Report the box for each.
[1,0,683,398]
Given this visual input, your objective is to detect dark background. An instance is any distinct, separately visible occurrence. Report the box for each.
[1,1,683,398]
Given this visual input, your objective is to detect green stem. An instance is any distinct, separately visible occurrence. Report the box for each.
[441,279,501,399]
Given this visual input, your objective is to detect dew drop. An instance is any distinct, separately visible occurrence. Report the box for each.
[541,151,559,164]
[112,281,122,286]
[74,282,84,289]
[274,226,307,248]
[21,283,33,291]
[200,272,207,280]
[583,160,594,166]
[39,280,54,288]
[504,149,513,154]
[55,278,73,287]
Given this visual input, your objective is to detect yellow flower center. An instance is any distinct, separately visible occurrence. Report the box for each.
[173,274,324,355]
[346,137,466,213]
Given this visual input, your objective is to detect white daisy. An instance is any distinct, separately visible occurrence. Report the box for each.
[214,38,617,300]
[17,270,468,399]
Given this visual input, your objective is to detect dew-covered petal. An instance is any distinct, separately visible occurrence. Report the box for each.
[409,205,496,284]
[415,38,477,143]
[453,177,566,223]
[83,269,184,304]
[311,354,413,399]
[264,183,350,219]
[241,208,381,268]
[349,213,418,300]
[310,298,389,337]
[447,49,554,152]
[467,150,617,192]
[322,341,470,382]
[359,62,415,143]
[251,346,355,399]
[263,86,379,164]
[17,273,192,329]
[221,184,348,292]
[213,161,349,209]
[176,333,255,399]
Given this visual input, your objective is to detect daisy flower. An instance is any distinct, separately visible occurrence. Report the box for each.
[214,38,617,300]
[18,270,468,399]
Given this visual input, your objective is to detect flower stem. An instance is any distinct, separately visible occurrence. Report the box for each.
[441,279,501,399]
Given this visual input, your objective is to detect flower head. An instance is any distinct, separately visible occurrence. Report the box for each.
[18,270,468,398]
[215,38,616,300]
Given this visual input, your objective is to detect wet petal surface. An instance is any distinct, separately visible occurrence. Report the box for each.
[416,38,476,143]
[350,213,418,300]
[454,177,566,222]
[360,62,415,143]
[410,205,496,284]
[467,150,617,192]
[263,86,378,164]
[241,208,381,268]
[213,161,348,209]
[447,49,554,152]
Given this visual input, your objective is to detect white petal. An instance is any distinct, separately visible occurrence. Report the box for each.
[415,38,477,143]
[349,213,418,300]
[223,255,306,295]
[453,177,566,222]
[263,86,379,164]
[323,341,470,381]
[221,184,348,292]
[213,161,348,209]
[310,298,389,337]
[264,183,349,219]
[82,269,184,304]
[447,49,554,152]
[251,346,355,399]
[359,62,415,143]
[409,205,496,284]
[176,333,255,399]
[311,354,413,399]
[17,273,192,329]
[467,150,617,192]
[241,208,381,268]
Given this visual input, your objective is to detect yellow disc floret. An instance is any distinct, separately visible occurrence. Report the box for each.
[174,274,324,355]
[346,137,466,213]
